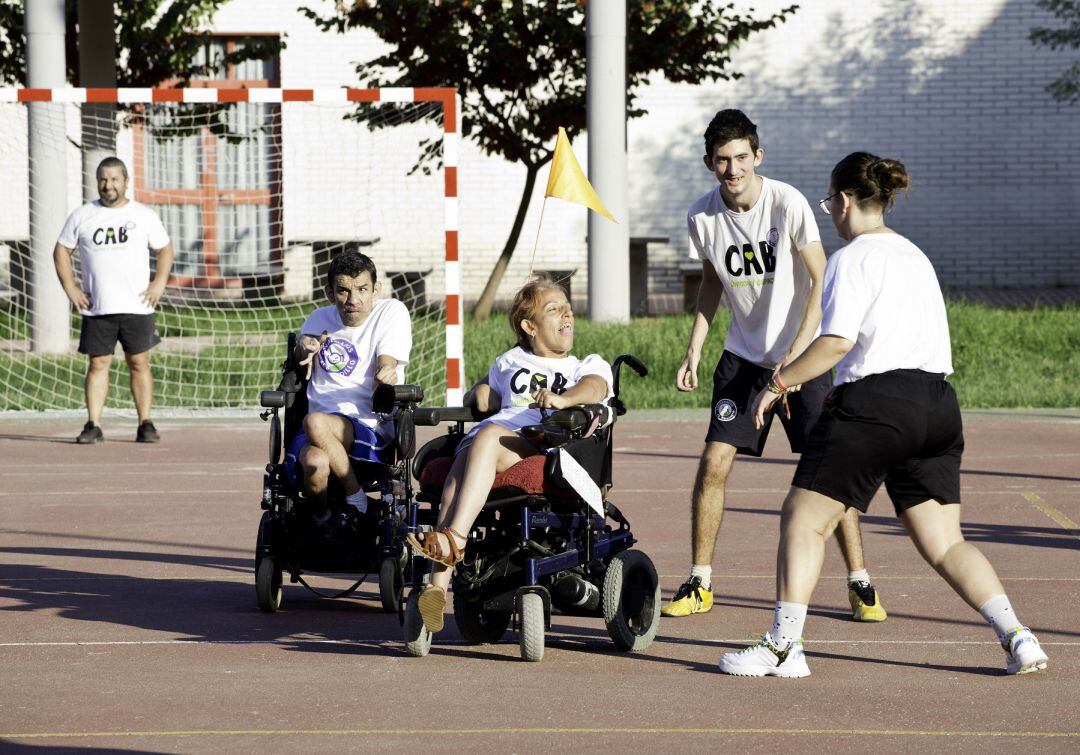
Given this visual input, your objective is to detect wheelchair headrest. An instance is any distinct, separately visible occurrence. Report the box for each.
[372,383,425,414]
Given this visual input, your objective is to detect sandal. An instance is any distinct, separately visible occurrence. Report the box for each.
[406,526,467,567]
[417,585,447,632]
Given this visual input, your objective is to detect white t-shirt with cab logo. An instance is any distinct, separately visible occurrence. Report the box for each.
[687,176,821,367]
[299,297,412,432]
[57,199,170,316]
[465,346,614,440]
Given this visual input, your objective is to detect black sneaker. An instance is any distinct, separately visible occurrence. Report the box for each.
[76,421,104,445]
[136,420,160,443]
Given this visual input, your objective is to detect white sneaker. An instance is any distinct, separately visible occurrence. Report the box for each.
[719,633,811,678]
[1003,627,1049,675]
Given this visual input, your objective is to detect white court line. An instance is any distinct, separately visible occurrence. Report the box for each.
[4,574,1073,583]
[0,638,1077,648]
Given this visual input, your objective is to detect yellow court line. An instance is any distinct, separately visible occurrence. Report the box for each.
[4,727,1080,741]
[1022,492,1080,538]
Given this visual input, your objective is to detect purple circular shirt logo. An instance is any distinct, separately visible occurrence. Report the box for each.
[319,338,359,376]
[767,227,780,247]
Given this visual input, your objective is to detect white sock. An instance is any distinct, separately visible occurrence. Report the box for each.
[770,601,808,646]
[345,489,368,514]
[979,594,1022,643]
[847,568,871,585]
[689,564,712,589]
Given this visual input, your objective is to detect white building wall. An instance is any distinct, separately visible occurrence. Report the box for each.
[2,0,1077,306]
[631,0,1080,296]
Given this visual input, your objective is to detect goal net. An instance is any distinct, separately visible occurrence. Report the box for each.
[0,87,463,412]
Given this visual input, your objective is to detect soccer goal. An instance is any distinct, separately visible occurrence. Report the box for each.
[0,87,463,411]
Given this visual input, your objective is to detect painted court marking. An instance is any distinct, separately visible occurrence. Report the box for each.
[1022,492,1080,538]
[3,726,1078,741]
[2,638,1077,649]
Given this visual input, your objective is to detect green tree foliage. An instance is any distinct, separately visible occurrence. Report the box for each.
[0,0,283,88]
[1030,0,1080,102]
[302,0,796,318]
[0,2,284,142]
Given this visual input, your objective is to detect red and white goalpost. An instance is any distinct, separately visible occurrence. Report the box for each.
[0,87,464,409]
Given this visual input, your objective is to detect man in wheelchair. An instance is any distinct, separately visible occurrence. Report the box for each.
[407,276,614,636]
[286,250,411,531]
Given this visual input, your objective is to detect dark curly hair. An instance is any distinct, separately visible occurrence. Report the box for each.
[703,109,759,156]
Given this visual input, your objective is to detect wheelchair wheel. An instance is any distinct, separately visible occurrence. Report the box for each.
[602,549,660,652]
[454,598,511,645]
[378,556,402,614]
[403,589,432,657]
[518,592,545,662]
[255,556,283,613]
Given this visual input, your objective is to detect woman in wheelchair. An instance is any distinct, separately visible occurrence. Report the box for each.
[407,276,613,632]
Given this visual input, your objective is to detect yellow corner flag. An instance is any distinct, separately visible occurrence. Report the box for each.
[544,127,617,223]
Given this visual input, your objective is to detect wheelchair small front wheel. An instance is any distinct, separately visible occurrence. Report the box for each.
[255,556,283,613]
[602,549,660,652]
[378,556,402,614]
[518,592,545,662]
[454,598,511,645]
[403,589,433,657]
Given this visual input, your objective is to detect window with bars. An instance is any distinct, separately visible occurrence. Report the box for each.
[134,35,280,289]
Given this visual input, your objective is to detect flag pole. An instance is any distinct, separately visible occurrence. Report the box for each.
[527,196,549,277]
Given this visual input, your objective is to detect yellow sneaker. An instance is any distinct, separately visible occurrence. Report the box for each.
[661,576,713,617]
[849,580,887,622]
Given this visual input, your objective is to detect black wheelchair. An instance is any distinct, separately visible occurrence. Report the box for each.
[254,333,434,614]
[402,354,660,662]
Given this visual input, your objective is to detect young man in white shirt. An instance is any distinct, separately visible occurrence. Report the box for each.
[286,250,412,524]
[662,110,885,621]
[54,157,174,445]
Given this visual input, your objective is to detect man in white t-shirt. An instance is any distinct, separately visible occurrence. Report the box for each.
[662,110,886,621]
[54,157,174,445]
[284,250,412,523]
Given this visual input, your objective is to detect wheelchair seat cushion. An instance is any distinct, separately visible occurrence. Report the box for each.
[418,453,557,497]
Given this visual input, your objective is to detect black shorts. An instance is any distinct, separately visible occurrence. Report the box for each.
[705,350,832,457]
[78,313,161,357]
[792,369,964,515]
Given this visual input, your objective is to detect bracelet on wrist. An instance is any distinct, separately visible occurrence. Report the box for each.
[766,376,788,395]
[772,372,788,392]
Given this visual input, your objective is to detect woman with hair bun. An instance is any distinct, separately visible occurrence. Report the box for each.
[718,152,1049,678]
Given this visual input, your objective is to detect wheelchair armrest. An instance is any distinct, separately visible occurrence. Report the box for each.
[544,404,613,431]
[520,423,572,447]
[372,383,425,414]
[260,390,286,409]
[413,405,492,426]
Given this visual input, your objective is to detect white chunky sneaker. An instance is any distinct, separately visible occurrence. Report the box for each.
[1003,627,1049,675]
[718,633,811,678]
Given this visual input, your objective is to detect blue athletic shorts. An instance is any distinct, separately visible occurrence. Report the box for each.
[284,413,392,489]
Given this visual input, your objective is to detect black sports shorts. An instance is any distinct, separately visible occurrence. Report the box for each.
[792,369,964,515]
[705,350,832,457]
[78,313,161,357]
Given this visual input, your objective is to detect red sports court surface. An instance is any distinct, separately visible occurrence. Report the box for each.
[1,409,1077,753]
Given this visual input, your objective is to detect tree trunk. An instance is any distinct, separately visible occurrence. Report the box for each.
[471,163,540,320]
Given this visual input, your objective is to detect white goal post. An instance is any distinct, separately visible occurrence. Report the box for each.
[0,86,464,411]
